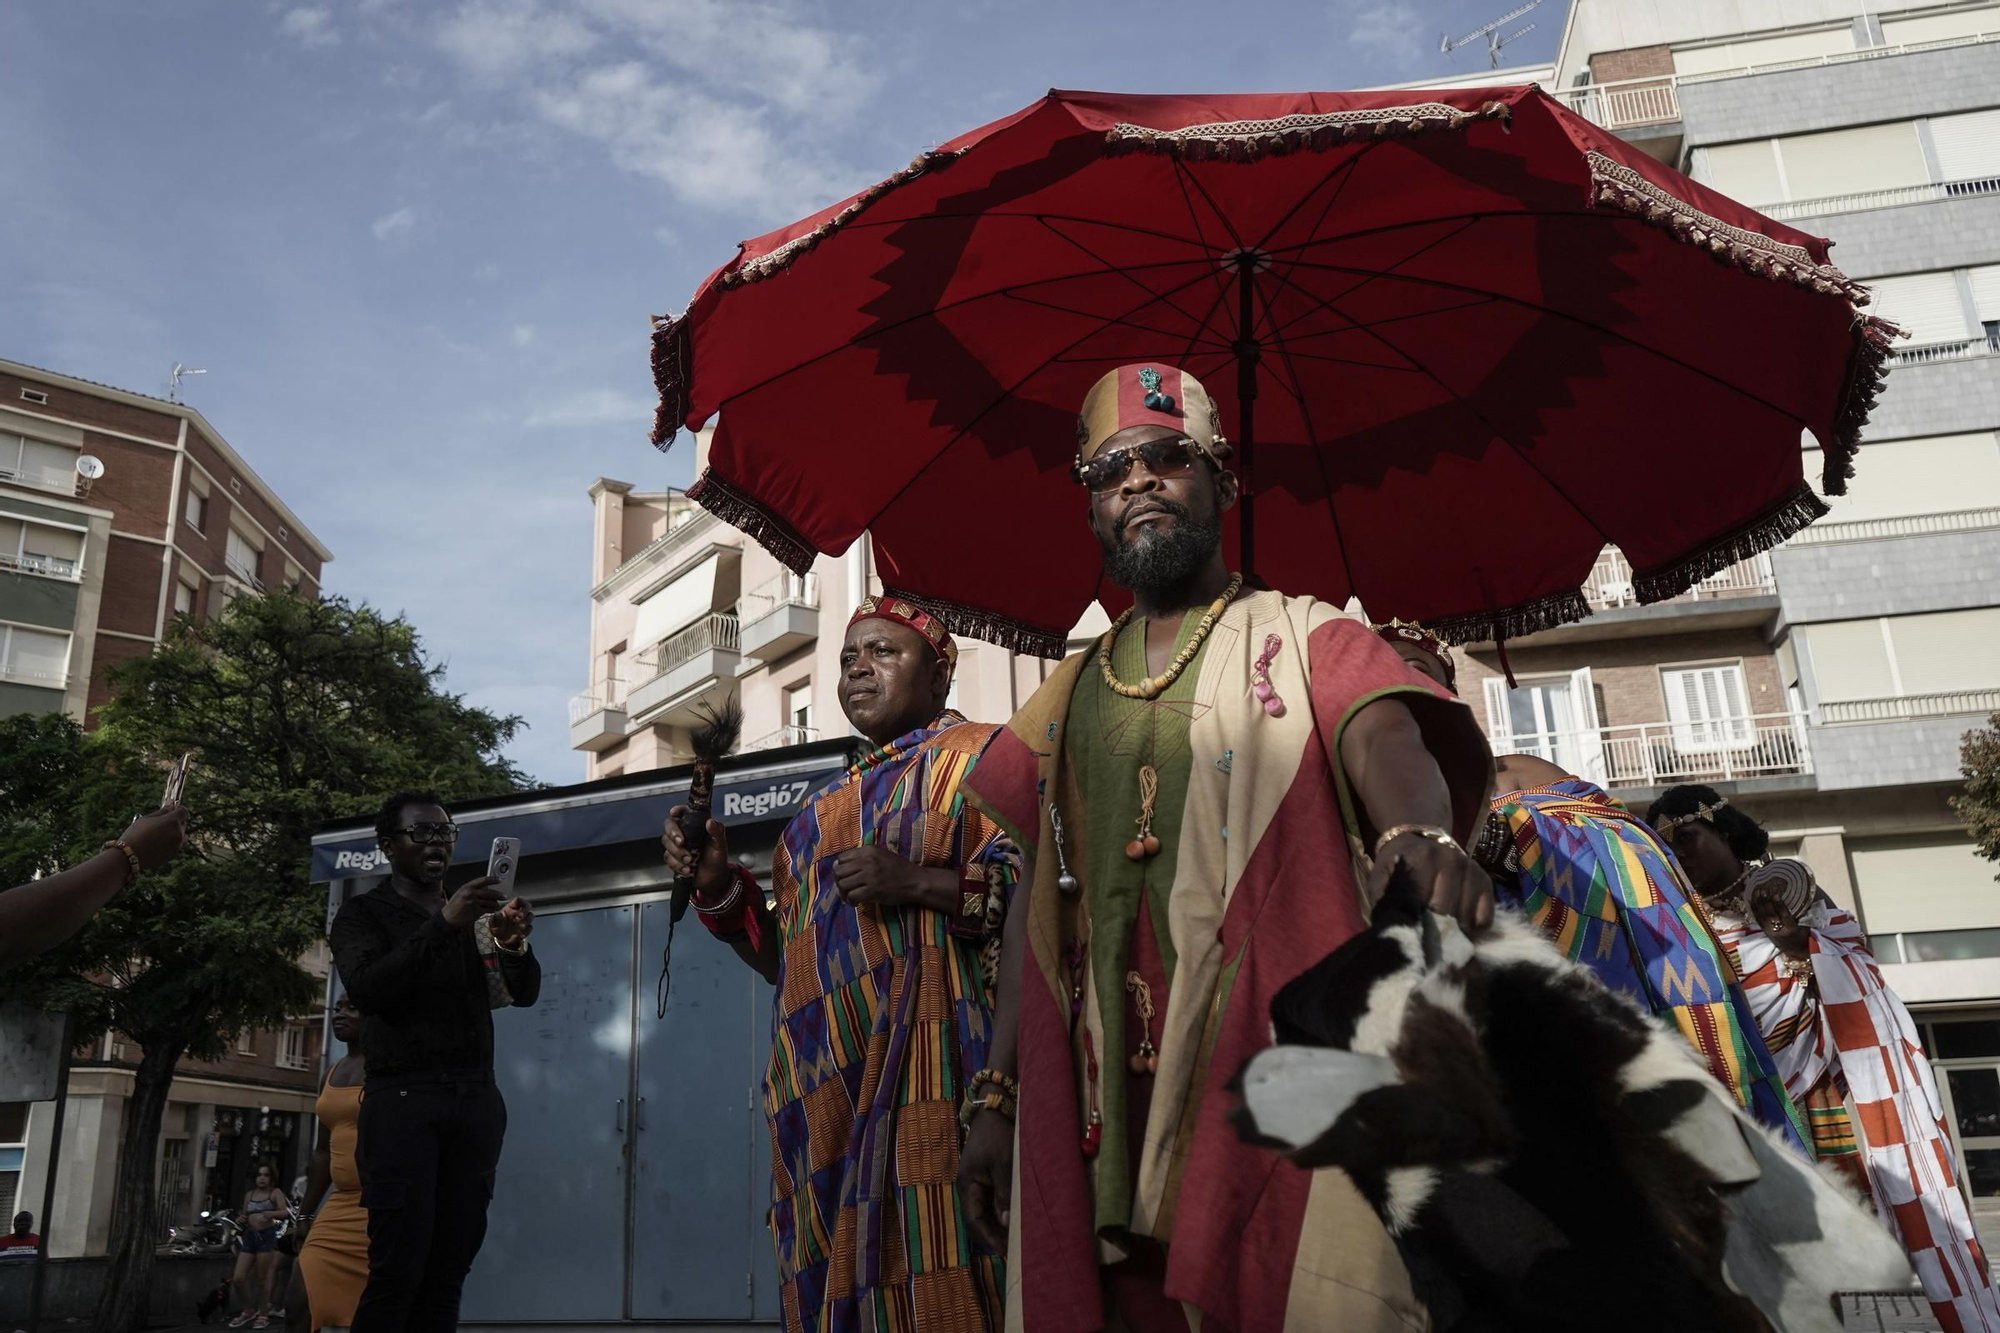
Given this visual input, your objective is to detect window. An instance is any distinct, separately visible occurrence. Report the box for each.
[1692,121,1929,207]
[1481,669,1606,782]
[1850,836,2000,935]
[1807,432,2000,524]
[1660,663,1753,748]
[17,388,48,405]
[0,433,79,494]
[278,1025,311,1072]
[236,1030,255,1056]
[185,487,207,533]
[173,581,196,617]
[786,681,813,742]
[1930,108,2000,183]
[1804,610,2000,702]
[0,516,84,578]
[1866,272,1973,346]
[0,1101,25,1220]
[1971,265,2000,332]
[225,528,261,584]
[0,624,70,686]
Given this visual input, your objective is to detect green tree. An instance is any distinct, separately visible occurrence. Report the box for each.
[1957,713,2000,882]
[0,590,529,1332]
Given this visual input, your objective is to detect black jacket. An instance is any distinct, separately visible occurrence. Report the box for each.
[329,882,541,1081]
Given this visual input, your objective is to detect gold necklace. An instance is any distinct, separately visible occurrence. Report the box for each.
[1098,573,1244,700]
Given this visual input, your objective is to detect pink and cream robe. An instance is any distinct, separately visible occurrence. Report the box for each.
[964,590,1492,1333]
[1711,859,2000,1333]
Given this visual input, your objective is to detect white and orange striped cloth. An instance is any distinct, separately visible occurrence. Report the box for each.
[1711,859,2000,1333]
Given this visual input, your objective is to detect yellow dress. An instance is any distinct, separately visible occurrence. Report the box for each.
[297,1078,367,1331]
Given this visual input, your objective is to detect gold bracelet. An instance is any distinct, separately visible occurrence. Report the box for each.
[101,839,142,885]
[1373,824,1459,858]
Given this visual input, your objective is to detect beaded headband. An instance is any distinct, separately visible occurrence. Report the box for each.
[849,596,958,667]
[1652,797,1729,836]
[1373,618,1457,691]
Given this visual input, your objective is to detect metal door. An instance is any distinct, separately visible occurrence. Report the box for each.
[629,903,761,1319]
[462,905,636,1322]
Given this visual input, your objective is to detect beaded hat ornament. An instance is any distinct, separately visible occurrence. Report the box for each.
[849,595,958,666]
[1373,618,1457,692]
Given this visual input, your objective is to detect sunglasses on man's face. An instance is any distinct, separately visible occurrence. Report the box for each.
[394,822,459,846]
[1073,436,1207,495]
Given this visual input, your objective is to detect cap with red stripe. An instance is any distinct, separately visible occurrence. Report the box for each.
[1075,364,1225,464]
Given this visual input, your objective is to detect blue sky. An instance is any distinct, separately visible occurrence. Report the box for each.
[0,0,1564,784]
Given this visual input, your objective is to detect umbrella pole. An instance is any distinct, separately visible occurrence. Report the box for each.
[1233,254,1260,581]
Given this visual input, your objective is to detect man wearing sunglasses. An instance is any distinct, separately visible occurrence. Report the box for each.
[329,792,539,1333]
[957,364,1494,1332]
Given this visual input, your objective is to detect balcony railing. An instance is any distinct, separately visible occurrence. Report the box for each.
[1886,331,2000,367]
[746,724,821,752]
[738,573,821,622]
[1788,506,2000,546]
[0,550,80,580]
[1819,690,2000,724]
[569,679,628,726]
[1493,711,1812,788]
[224,559,265,591]
[637,613,741,681]
[0,463,83,496]
[0,664,69,688]
[1762,174,2000,221]
[1582,547,1774,610]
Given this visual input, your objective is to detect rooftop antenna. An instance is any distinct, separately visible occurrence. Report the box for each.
[1441,0,1543,69]
[169,364,207,403]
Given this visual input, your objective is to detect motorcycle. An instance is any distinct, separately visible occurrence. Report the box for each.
[165,1207,243,1257]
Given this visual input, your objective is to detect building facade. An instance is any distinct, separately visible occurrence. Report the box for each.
[1416,0,2000,1204]
[0,359,334,1255]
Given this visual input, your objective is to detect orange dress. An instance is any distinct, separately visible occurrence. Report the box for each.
[297,1078,367,1331]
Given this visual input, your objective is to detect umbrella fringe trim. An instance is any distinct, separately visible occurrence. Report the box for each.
[715,148,968,294]
[1430,590,1592,647]
[1630,478,1829,604]
[686,469,819,575]
[1583,152,1871,304]
[1823,314,1903,497]
[878,585,1069,659]
[1102,101,1512,160]
[648,314,691,448]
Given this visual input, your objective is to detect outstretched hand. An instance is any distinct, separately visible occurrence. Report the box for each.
[1367,834,1493,932]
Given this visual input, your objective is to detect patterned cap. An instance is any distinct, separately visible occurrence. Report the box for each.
[849,596,958,666]
[1075,364,1226,464]
[1373,619,1457,692]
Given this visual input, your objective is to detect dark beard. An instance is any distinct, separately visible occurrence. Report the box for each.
[1098,499,1222,594]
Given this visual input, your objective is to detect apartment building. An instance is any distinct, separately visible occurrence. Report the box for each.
[0,359,330,721]
[1401,0,2000,1196]
[0,359,334,1255]
[573,428,1091,779]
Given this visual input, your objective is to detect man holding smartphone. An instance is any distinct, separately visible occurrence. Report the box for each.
[329,792,538,1333]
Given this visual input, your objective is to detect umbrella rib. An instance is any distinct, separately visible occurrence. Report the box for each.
[1261,256,1618,544]
[1259,215,1483,355]
[1167,161,1241,369]
[1003,289,1236,352]
[851,264,1241,533]
[1034,215,1232,350]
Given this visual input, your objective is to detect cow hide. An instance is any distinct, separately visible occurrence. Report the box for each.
[1230,865,1911,1333]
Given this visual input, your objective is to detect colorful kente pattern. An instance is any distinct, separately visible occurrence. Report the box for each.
[763,712,1017,1333]
[1492,780,1808,1151]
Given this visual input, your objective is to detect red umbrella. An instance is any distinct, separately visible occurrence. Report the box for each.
[650,86,1894,656]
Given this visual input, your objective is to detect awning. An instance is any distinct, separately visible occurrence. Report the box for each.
[630,551,723,654]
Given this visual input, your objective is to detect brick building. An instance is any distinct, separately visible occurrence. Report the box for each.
[0,359,334,1256]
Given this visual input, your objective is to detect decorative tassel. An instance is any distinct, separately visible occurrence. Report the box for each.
[879,585,1068,659]
[1631,479,1830,603]
[686,470,818,574]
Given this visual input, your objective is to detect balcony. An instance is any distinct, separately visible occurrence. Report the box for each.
[568,679,629,752]
[1493,711,1813,792]
[0,463,86,498]
[1764,174,2000,222]
[1490,547,1778,647]
[224,559,265,592]
[1583,548,1774,610]
[1788,507,2000,546]
[745,724,821,753]
[1885,330,2000,369]
[625,613,741,729]
[1820,689,2000,725]
[1555,79,1680,134]
[739,573,820,662]
[0,551,80,581]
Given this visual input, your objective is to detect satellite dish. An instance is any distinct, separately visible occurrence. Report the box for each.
[76,455,105,480]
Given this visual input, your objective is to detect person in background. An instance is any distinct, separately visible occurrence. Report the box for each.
[228,1164,291,1329]
[0,806,186,966]
[1376,619,1808,1149]
[1649,783,2000,1333]
[664,600,1017,1333]
[330,791,538,1333]
[0,1211,40,1257]
[286,994,368,1333]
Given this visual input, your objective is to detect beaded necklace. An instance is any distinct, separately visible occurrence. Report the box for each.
[1096,573,1244,701]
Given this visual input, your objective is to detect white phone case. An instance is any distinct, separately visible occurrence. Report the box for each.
[487,837,520,894]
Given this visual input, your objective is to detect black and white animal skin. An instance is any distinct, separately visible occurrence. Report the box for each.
[1230,865,1911,1333]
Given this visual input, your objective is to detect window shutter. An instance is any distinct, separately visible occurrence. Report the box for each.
[1931,108,2000,182]
[1865,272,1973,345]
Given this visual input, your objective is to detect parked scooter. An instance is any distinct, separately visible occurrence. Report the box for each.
[166,1206,243,1257]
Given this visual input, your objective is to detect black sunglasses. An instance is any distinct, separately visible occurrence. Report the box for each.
[393,821,459,846]
[1073,436,1208,495]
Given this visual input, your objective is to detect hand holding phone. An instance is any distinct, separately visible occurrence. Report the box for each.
[487,837,519,894]
[161,752,194,808]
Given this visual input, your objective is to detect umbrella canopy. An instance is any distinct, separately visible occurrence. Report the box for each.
[651,86,1894,656]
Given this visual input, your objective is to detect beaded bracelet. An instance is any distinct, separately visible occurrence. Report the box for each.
[967,1068,1019,1100]
[101,839,142,886]
[1373,824,1459,858]
[958,1087,1016,1128]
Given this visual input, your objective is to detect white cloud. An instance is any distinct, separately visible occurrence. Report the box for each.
[472,261,501,281]
[371,206,416,240]
[520,387,654,429]
[1347,1,1426,59]
[278,7,340,48]
[511,323,535,347]
[431,0,874,215]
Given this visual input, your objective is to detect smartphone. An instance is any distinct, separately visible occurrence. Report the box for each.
[162,752,194,807]
[487,837,520,895]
